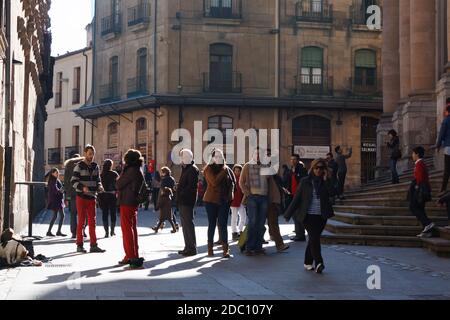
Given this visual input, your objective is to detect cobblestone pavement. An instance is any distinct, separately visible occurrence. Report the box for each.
[1,207,450,300]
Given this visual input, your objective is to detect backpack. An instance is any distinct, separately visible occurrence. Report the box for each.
[137,180,151,204]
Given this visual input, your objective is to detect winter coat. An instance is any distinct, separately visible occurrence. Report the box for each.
[63,157,84,200]
[177,162,199,207]
[47,178,65,211]
[116,165,144,207]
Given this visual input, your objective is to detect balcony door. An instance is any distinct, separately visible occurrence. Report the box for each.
[300,47,323,94]
[354,49,376,93]
[110,56,119,97]
[210,0,232,18]
[210,43,233,93]
[137,48,147,92]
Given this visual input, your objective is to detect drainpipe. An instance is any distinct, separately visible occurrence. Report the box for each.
[82,49,89,147]
[153,0,158,167]
[275,0,280,98]
[3,0,12,230]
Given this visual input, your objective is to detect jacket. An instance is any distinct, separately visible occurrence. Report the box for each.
[231,174,244,207]
[285,163,308,193]
[336,149,352,173]
[437,116,450,148]
[98,170,119,207]
[63,157,84,200]
[116,165,144,206]
[177,162,199,207]
[203,165,228,205]
[240,162,270,205]
[387,136,401,160]
[71,160,103,200]
[47,178,65,211]
[284,175,335,223]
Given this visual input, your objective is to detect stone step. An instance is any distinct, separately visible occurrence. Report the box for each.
[321,230,423,248]
[333,212,449,227]
[333,205,448,217]
[437,227,450,241]
[347,180,442,196]
[421,237,450,258]
[325,219,423,237]
[337,198,443,208]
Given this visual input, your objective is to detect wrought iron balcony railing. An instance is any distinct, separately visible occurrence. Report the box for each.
[101,14,122,36]
[202,72,242,94]
[99,82,121,103]
[295,74,333,96]
[128,2,151,26]
[48,148,63,165]
[296,0,333,23]
[127,76,149,97]
[72,88,80,104]
[65,146,81,161]
[203,0,242,19]
[352,76,379,96]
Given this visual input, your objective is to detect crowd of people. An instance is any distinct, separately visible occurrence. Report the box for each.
[43,118,450,272]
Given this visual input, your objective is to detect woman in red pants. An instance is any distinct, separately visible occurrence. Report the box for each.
[116,149,145,269]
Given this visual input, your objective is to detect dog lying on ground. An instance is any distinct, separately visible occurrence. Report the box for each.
[0,239,29,266]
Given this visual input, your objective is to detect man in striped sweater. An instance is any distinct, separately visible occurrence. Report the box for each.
[71,145,106,253]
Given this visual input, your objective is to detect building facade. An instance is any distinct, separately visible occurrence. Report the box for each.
[0,0,53,233]
[77,0,382,187]
[379,0,450,173]
[44,45,93,175]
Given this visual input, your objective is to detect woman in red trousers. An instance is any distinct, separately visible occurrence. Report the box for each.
[116,149,145,269]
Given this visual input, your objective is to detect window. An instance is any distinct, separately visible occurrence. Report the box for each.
[137,48,147,91]
[311,0,323,13]
[73,67,81,104]
[301,47,323,85]
[136,118,148,156]
[210,0,232,18]
[108,122,119,149]
[208,116,234,163]
[354,49,376,91]
[55,72,62,108]
[72,126,80,147]
[55,128,62,148]
[209,43,233,92]
[110,56,119,97]
[112,0,121,22]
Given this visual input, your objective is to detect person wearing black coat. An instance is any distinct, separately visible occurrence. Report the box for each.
[98,159,119,238]
[284,158,335,274]
[177,149,200,257]
[387,130,401,184]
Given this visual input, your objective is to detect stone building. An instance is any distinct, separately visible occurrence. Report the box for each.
[76,0,382,187]
[379,0,450,173]
[44,40,93,175]
[0,0,53,233]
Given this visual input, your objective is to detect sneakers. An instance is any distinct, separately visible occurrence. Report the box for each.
[315,263,325,274]
[304,264,314,271]
[90,245,106,253]
[277,244,290,253]
[417,232,433,238]
[118,259,130,266]
[77,245,87,253]
[422,222,436,234]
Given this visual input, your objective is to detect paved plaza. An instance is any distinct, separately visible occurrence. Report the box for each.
[1,207,449,300]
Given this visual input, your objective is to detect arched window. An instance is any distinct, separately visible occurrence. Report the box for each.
[354,49,377,93]
[300,47,323,94]
[108,122,119,149]
[209,43,233,92]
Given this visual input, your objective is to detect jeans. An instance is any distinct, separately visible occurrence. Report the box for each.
[246,195,268,251]
[231,205,246,234]
[48,209,65,234]
[100,194,117,234]
[205,201,230,244]
[267,203,285,249]
[390,159,399,184]
[337,170,347,197]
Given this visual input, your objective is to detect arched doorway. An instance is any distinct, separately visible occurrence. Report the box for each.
[292,115,331,168]
[361,116,379,183]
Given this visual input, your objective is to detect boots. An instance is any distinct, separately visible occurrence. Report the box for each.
[207,243,214,257]
[222,243,230,258]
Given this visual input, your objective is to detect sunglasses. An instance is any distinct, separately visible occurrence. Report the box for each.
[314,166,326,170]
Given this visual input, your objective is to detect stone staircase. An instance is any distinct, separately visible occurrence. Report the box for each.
[321,158,450,257]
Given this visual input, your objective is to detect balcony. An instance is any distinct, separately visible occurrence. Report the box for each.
[65,146,81,161]
[48,148,63,165]
[55,92,62,108]
[350,1,382,31]
[296,0,333,24]
[295,74,333,96]
[128,2,150,32]
[352,77,379,97]
[202,72,242,94]
[101,14,122,40]
[99,83,121,103]
[203,0,242,23]
[127,76,149,97]
[72,88,80,104]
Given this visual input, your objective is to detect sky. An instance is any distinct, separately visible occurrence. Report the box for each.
[49,0,94,56]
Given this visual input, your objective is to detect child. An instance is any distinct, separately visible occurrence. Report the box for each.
[46,168,66,237]
[152,167,178,233]
[230,165,246,241]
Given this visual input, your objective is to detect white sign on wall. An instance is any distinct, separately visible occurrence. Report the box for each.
[294,146,330,159]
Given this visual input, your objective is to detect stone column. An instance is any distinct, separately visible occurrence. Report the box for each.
[399,0,411,99]
[377,0,400,172]
[401,0,436,162]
